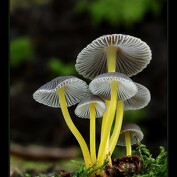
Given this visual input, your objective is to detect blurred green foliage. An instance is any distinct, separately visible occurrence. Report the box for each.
[112,145,125,158]
[123,108,148,122]
[48,58,77,76]
[75,0,162,27]
[10,36,34,68]
[10,155,84,174]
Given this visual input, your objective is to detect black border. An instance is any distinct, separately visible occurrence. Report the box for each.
[8,0,10,176]
[168,0,175,176]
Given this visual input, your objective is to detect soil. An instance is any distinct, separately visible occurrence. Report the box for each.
[104,155,141,177]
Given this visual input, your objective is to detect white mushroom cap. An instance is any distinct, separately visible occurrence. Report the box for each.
[33,76,88,108]
[76,34,152,80]
[124,83,151,110]
[89,72,138,101]
[117,122,144,146]
[74,94,107,119]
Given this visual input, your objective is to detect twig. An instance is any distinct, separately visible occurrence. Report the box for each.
[10,143,79,160]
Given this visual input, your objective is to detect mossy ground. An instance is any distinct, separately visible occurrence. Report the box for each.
[11,137,167,177]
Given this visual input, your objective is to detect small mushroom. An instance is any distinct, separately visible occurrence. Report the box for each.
[76,34,151,79]
[117,122,144,156]
[109,83,150,155]
[33,76,92,168]
[89,72,138,101]
[124,82,151,110]
[33,76,88,108]
[89,72,138,165]
[75,93,107,119]
[75,94,107,163]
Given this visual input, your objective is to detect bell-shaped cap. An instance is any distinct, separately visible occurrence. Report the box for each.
[89,72,138,101]
[76,34,152,80]
[74,94,107,118]
[33,76,88,108]
[117,122,144,146]
[124,83,151,110]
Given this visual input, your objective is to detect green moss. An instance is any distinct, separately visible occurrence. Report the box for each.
[71,156,109,177]
[132,135,167,177]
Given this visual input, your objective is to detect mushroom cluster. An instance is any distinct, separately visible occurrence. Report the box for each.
[33,34,151,176]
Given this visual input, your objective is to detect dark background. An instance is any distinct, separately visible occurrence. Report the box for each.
[10,0,167,160]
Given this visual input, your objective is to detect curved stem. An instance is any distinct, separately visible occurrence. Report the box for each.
[100,101,110,138]
[90,103,96,163]
[57,87,92,168]
[109,101,124,155]
[125,131,132,156]
[100,101,111,164]
[97,81,117,166]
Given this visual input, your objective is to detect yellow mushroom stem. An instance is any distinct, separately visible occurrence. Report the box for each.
[57,87,92,168]
[109,101,124,155]
[96,45,118,175]
[106,46,117,72]
[100,100,112,165]
[106,137,112,166]
[125,131,132,156]
[97,46,117,171]
[100,101,110,138]
[90,103,96,163]
[97,81,117,166]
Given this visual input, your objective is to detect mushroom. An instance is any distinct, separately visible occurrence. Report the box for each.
[89,72,138,165]
[109,82,150,155]
[76,34,152,80]
[117,122,144,156]
[33,76,92,168]
[75,34,151,169]
[75,93,107,163]
[124,82,151,110]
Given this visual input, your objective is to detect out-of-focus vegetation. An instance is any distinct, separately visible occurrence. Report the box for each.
[10,155,84,176]
[75,0,162,27]
[48,58,77,76]
[10,36,34,68]
[124,109,148,122]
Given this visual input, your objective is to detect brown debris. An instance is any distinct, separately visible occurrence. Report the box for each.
[57,170,72,177]
[104,155,141,177]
